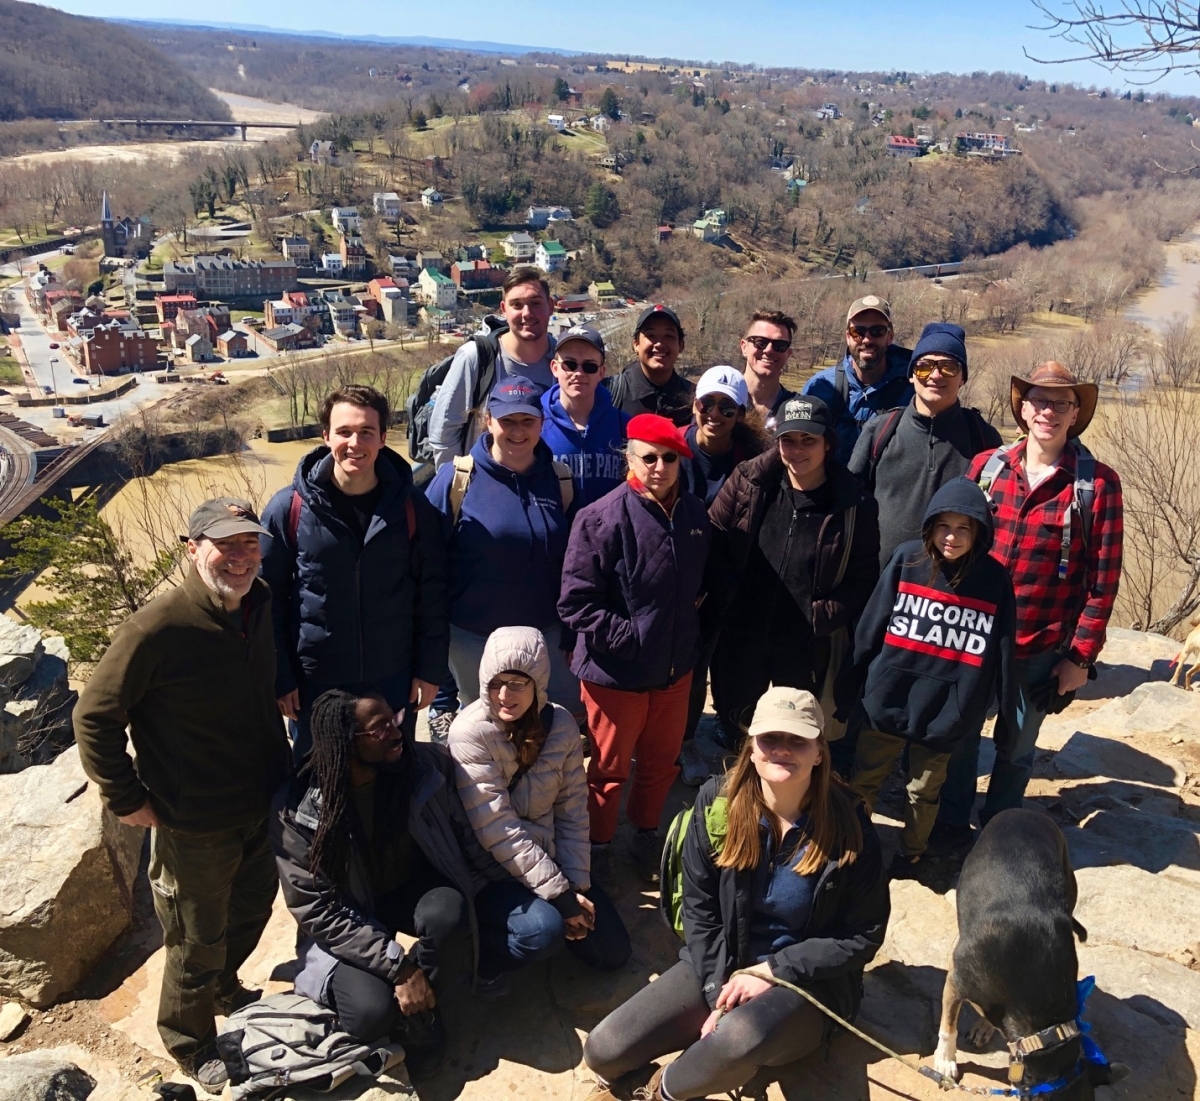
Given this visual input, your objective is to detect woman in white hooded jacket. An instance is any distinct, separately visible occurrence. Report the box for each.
[449,627,631,984]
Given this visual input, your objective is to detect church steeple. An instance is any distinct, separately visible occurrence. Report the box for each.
[101,190,113,224]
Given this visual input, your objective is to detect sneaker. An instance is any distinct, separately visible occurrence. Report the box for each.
[887,853,922,880]
[180,1048,229,1094]
[428,710,456,745]
[214,982,261,1016]
[591,842,618,895]
[925,821,976,859]
[677,740,713,787]
[631,829,661,884]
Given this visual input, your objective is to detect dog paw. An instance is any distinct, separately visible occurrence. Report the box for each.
[967,1018,998,1048]
[933,1038,960,1082]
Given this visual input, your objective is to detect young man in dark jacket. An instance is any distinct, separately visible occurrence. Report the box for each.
[74,498,291,1091]
[271,689,496,1078]
[261,385,449,763]
[603,304,695,427]
[849,323,1002,567]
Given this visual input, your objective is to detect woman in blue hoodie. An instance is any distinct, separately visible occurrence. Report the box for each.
[427,379,578,712]
[838,478,1017,875]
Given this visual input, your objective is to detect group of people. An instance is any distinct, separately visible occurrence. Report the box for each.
[71,265,1123,1101]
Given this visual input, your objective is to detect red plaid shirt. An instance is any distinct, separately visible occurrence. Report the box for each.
[968,441,1122,665]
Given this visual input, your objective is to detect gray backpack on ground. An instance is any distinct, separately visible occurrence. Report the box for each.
[215,992,408,1100]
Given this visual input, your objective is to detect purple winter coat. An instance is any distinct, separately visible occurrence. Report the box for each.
[558,481,711,692]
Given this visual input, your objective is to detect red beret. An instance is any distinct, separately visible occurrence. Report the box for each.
[626,413,693,459]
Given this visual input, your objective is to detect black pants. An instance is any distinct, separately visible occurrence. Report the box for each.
[710,631,817,750]
[584,960,827,1100]
[328,869,467,1043]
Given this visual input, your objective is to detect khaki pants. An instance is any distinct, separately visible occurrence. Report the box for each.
[852,730,951,858]
[149,819,278,1062]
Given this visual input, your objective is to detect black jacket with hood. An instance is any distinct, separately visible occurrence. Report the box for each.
[270,740,496,1003]
[681,776,889,1021]
[839,477,1017,752]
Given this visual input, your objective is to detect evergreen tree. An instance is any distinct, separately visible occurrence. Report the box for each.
[599,87,621,121]
[585,183,620,228]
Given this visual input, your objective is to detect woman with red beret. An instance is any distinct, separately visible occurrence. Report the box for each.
[558,414,712,890]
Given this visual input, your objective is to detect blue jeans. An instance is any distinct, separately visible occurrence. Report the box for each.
[448,623,580,713]
[474,878,631,977]
[938,649,1061,830]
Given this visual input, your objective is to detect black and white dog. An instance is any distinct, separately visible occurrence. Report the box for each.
[933,809,1115,1099]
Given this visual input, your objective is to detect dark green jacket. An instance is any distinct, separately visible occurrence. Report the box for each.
[74,568,291,831]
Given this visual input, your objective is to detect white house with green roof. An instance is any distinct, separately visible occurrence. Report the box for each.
[418,267,458,309]
[535,239,568,273]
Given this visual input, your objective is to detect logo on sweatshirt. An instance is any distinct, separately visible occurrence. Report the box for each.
[885,582,997,668]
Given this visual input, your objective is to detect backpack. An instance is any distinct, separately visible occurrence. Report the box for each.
[863,404,988,490]
[659,795,729,939]
[405,318,509,470]
[286,488,416,548]
[975,438,1096,581]
[446,454,574,525]
[215,992,406,1101]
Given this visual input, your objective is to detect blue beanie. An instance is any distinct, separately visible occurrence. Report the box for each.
[909,323,968,382]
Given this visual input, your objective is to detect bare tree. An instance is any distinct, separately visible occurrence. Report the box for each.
[1151,315,1200,387]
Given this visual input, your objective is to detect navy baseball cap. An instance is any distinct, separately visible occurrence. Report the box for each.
[487,379,544,418]
[556,324,606,360]
[634,303,684,339]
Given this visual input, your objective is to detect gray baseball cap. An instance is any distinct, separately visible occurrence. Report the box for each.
[181,497,271,543]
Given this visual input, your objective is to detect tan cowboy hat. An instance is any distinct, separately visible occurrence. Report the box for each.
[1010,361,1097,438]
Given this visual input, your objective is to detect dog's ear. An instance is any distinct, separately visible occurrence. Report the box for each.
[1071,918,1088,943]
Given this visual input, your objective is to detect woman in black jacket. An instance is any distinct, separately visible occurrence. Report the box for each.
[583,687,889,1101]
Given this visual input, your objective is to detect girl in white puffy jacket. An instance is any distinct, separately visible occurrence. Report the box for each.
[448,626,631,988]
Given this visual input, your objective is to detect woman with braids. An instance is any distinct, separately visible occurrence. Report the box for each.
[582,688,888,1101]
[448,627,631,988]
[270,689,496,1079]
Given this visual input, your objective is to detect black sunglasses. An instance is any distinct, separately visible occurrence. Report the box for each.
[698,396,739,418]
[558,357,602,375]
[631,450,679,466]
[745,335,792,354]
[848,323,890,339]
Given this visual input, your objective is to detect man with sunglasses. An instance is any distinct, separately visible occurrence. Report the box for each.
[541,324,630,511]
[739,309,797,430]
[801,296,913,465]
[604,304,695,427]
[850,323,1001,567]
[933,361,1122,855]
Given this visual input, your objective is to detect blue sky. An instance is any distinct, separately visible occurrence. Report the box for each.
[53,0,1200,95]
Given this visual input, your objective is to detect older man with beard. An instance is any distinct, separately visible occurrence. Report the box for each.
[75,498,291,1092]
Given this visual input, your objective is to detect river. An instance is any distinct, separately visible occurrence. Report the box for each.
[1123,227,1200,333]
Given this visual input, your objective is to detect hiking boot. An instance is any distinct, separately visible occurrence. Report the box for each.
[394,1009,447,1081]
[677,740,713,787]
[180,1047,229,1095]
[633,1066,666,1100]
[632,829,661,884]
[924,821,976,859]
[475,971,511,1001]
[591,842,618,895]
[428,710,456,745]
[214,982,262,1016]
[887,853,922,880]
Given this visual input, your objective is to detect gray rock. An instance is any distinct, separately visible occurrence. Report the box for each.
[1052,731,1187,788]
[0,1049,95,1101]
[1082,943,1200,1030]
[1050,682,1200,744]
[1064,808,1200,883]
[0,747,144,1007]
[1080,627,1180,701]
[0,621,43,691]
[1076,865,1200,957]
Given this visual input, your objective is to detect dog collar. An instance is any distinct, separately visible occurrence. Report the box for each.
[1008,1019,1081,1062]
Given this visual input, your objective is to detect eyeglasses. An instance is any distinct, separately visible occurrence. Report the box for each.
[558,357,602,375]
[698,396,739,419]
[354,716,402,741]
[487,675,534,694]
[1023,396,1077,414]
[630,450,679,467]
[848,324,890,340]
[912,359,962,380]
[744,335,792,354]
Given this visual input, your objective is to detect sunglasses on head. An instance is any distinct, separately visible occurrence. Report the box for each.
[745,335,791,354]
[912,359,962,380]
[558,356,602,375]
[848,323,890,339]
[698,396,739,418]
[631,449,679,467]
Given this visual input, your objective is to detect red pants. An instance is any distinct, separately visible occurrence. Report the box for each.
[582,674,692,844]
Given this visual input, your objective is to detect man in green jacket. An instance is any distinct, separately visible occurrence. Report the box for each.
[74,497,291,1091]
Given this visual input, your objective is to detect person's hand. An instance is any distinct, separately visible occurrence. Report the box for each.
[393,964,436,1016]
[1052,659,1090,695]
[409,678,438,710]
[118,801,162,829]
[564,913,591,940]
[714,966,773,1013]
[700,1008,722,1039]
[277,689,301,720]
[576,893,596,928]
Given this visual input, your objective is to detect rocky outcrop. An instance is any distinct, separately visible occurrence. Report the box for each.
[0,747,144,1008]
[0,627,74,774]
[0,1049,95,1101]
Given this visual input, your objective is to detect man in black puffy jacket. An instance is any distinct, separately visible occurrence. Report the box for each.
[261,385,449,762]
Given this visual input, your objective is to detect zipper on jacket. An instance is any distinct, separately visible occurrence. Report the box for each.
[355,558,364,680]
[765,499,799,639]
[667,497,679,680]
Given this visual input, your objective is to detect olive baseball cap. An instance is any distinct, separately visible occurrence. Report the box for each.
[747,686,825,740]
[181,497,271,543]
[846,295,893,325]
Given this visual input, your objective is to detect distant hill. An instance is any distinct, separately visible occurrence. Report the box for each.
[115,18,581,58]
[0,0,231,122]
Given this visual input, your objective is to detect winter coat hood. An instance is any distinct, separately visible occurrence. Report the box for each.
[921,476,995,556]
[478,626,551,721]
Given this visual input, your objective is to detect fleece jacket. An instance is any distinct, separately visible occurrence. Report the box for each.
[539,382,629,512]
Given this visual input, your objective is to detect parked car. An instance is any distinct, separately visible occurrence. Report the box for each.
[48,342,59,349]
[42,385,52,394]
[72,378,88,385]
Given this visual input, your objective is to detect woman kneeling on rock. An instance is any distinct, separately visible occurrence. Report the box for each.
[449,627,632,988]
[583,688,888,1101]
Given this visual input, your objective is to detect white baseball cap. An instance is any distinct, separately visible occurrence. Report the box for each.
[695,365,748,408]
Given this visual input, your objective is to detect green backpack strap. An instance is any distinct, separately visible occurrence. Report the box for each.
[661,795,728,939]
